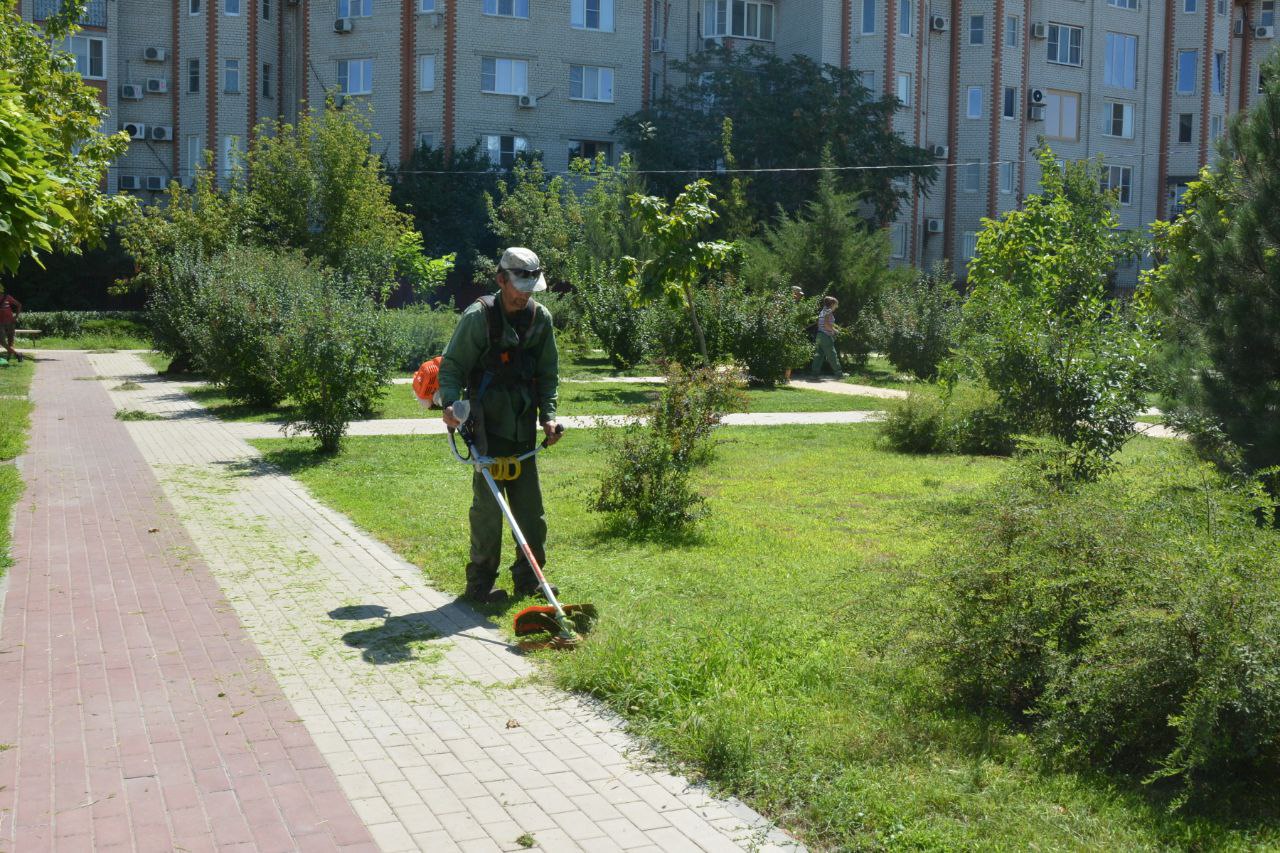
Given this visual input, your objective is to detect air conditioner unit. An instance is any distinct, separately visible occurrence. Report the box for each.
[145,176,166,191]
[517,94,538,108]
[1030,21,1047,39]
[651,36,667,52]
[930,15,948,31]
[143,47,167,62]
[120,83,144,100]
[118,175,141,190]
[1234,18,1245,35]
[926,217,944,234]
[1255,25,1275,37]
[146,77,168,94]
[123,122,147,139]
[150,125,173,141]
[1028,87,1047,105]
[929,143,949,158]
[334,16,354,32]
[1028,103,1047,121]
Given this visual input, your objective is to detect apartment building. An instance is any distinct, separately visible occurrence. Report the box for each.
[20,0,1280,277]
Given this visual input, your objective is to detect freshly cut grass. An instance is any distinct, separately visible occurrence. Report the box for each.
[0,399,32,460]
[0,464,21,579]
[114,408,162,421]
[186,379,887,423]
[0,359,34,397]
[250,427,1270,849]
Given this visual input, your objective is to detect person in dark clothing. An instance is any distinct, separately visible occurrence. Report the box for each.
[0,286,22,363]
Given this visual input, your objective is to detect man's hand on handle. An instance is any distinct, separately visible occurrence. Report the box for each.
[542,420,562,447]
[443,405,462,430]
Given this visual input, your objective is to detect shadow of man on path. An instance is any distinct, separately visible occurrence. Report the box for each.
[330,602,514,664]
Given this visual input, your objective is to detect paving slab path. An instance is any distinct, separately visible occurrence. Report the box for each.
[3,352,802,852]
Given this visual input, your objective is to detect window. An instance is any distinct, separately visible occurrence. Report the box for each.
[570,65,614,102]
[1103,101,1134,138]
[262,63,272,98]
[419,54,435,91]
[484,0,528,16]
[481,57,528,95]
[966,86,982,118]
[652,0,661,35]
[1101,165,1132,205]
[61,36,105,79]
[889,223,907,259]
[1212,51,1225,95]
[262,0,269,18]
[1103,33,1137,88]
[221,135,242,177]
[963,162,980,192]
[337,59,372,94]
[1261,68,1269,95]
[1211,114,1224,139]
[339,0,371,16]
[420,0,435,10]
[1108,0,1137,8]
[862,70,876,92]
[1002,86,1016,118]
[999,161,1014,194]
[1005,16,1019,46]
[1167,183,1190,215]
[1047,24,1083,66]
[899,0,911,35]
[185,135,202,177]
[224,58,241,93]
[569,139,614,164]
[225,0,239,14]
[703,0,775,39]
[485,134,528,169]
[188,58,200,93]
[1178,113,1193,142]
[190,0,200,14]
[572,0,614,30]
[1217,0,1226,13]
[416,131,435,149]
[1177,50,1197,94]
[862,0,875,33]
[1183,0,1195,11]
[1264,0,1276,26]
[961,232,978,262]
[969,14,984,44]
[1045,90,1080,140]
[895,72,912,106]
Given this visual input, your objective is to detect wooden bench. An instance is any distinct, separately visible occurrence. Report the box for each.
[14,329,41,338]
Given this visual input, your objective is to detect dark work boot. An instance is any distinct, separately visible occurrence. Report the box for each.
[462,585,509,605]
[512,578,558,600]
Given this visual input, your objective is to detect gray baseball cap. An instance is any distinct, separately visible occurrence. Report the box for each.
[499,247,547,293]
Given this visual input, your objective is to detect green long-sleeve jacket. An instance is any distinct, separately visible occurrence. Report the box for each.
[439,294,558,446]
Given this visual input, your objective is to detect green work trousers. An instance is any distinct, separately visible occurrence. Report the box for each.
[466,435,547,594]
[810,331,843,377]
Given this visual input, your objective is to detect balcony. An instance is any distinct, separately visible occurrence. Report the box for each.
[33,0,108,28]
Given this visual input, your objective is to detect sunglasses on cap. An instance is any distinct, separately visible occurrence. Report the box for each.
[501,266,542,279]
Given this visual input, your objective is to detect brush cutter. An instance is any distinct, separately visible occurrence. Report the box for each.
[448,400,597,649]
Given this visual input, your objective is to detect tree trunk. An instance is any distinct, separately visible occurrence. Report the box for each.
[682,284,709,366]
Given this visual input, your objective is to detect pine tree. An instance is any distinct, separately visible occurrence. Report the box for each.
[1151,52,1280,484]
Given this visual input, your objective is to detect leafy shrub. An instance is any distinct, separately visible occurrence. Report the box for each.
[20,311,150,338]
[386,304,459,372]
[574,260,647,368]
[875,263,962,380]
[281,275,398,453]
[729,289,811,385]
[640,279,740,367]
[594,363,746,531]
[882,385,1016,456]
[926,453,1280,801]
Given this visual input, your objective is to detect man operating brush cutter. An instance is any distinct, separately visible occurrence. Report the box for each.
[440,248,595,647]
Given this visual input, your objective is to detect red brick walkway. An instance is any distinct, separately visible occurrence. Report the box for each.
[0,353,374,852]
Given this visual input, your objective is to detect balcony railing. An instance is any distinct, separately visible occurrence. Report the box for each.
[33,0,108,28]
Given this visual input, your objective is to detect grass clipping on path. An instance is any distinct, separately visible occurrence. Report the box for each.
[252,426,1278,850]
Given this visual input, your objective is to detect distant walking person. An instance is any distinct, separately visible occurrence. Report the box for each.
[809,296,842,379]
[0,285,22,363]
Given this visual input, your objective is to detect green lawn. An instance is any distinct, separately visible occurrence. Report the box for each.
[250,426,1268,850]
[840,354,926,392]
[0,359,33,580]
[0,358,34,396]
[184,379,889,423]
[19,318,151,351]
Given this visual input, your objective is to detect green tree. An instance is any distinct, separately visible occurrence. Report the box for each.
[483,158,582,286]
[248,103,443,303]
[950,147,1154,478]
[622,180,736,365]
[1149,53,1280,488]
[0,0,131,272]
[618,45,934,222]
[750,152,899,358]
